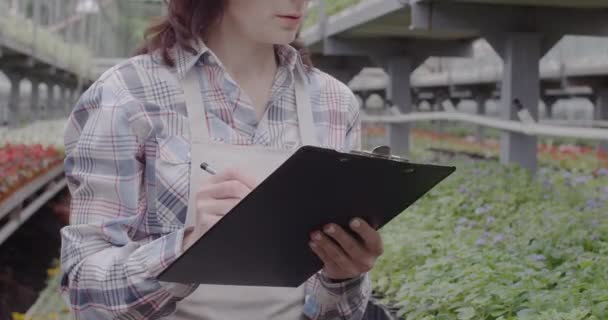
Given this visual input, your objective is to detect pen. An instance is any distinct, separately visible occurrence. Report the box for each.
[200,162,217,175]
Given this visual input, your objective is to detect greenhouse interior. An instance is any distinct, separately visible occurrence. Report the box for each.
[1,0,607,319]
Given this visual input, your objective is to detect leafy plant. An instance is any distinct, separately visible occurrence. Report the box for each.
[371,159,608,320]
[303,0,361,29]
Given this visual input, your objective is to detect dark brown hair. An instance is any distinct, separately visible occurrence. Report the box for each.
[136,0,312,68]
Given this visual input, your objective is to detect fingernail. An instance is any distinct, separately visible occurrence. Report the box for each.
[309,241,317,248]
[313,232,322,241]
[351,219,361,228]
[325,225,335,234]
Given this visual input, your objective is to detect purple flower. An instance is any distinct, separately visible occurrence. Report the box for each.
[475,238,486,246]
[459,186,469,194]
[586,198,601,210]
[457,217,469,225]
[573,175,592,186]
[493,233,505,243]
[454,226,464,234]
[562,172,572,179]
[597,168,608,176]
[486,216,496,225]
[602,186,608,194]
[475,205,493,215]
[529,254,546,262]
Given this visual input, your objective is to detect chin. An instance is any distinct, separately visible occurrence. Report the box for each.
[269,31,299,45]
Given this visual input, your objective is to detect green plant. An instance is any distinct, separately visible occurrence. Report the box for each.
[303,0,362,29]
[371,160,608,319]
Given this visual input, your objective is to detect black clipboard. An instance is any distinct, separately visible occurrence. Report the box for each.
[157,145,455,287]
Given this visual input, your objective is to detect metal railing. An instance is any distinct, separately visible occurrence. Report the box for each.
[0,0,95,79]
[0,165,66,246]
[362,111,608,141]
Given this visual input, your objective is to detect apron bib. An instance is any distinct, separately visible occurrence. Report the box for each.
[171,62,317,320]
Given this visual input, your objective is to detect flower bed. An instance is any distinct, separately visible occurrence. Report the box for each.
[372,161,608,319]
[410,128,608,170]
[0,144,63,204]
[0,120,67,204]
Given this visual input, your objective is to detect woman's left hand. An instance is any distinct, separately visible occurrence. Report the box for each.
[309,218,384,281]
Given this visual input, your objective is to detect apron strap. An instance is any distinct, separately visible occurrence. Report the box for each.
[180,59,317,146]
[294,64,317,147]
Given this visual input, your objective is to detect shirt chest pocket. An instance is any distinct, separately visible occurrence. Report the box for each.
[157,135,192,165]
[154,135,192,227]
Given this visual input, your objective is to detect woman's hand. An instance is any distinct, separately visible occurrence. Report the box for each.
[182,168,257,250]
[309,218,384,281]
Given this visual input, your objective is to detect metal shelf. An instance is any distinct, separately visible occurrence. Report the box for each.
[0,165,66,246]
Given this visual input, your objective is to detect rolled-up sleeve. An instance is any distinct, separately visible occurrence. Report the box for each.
[303,271,372,320]
[60,74,197,319]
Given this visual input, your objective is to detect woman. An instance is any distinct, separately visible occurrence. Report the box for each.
[60,0,385,319]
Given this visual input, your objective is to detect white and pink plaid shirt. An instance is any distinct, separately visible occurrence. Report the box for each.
[60,41,369,319]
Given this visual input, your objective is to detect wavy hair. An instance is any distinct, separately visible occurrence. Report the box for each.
[136,0,312,68]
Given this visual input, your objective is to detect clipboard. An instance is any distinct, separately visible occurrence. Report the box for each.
[157,145,455,287]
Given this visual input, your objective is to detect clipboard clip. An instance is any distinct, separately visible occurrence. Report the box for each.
[349,145,409,163]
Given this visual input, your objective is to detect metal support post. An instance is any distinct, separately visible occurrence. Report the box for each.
[30,78,40,122]
[433,93,447,134]
[45,82,55,119]
[58,86,65,116]
[543,97,556,120]
[496,33,541,173]
[62,86,73,115]
[71,87,81,106]
[475,93,488,143]
[450,98,461,111]
[596,87,608,153]
[387,57,413,156]
[8,74,23,126]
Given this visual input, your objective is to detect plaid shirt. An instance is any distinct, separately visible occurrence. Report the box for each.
[60,41,370,320]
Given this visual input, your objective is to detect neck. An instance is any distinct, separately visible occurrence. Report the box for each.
[205,23,277,79]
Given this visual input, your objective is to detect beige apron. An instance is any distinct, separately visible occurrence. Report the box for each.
[171,63,317,320]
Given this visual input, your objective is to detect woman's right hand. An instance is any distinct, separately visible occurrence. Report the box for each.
[182,168,258,251]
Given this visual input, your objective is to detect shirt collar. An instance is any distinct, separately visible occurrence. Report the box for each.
[171,39,303,81]
[275,44,300,73]
[171,38,210,81]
